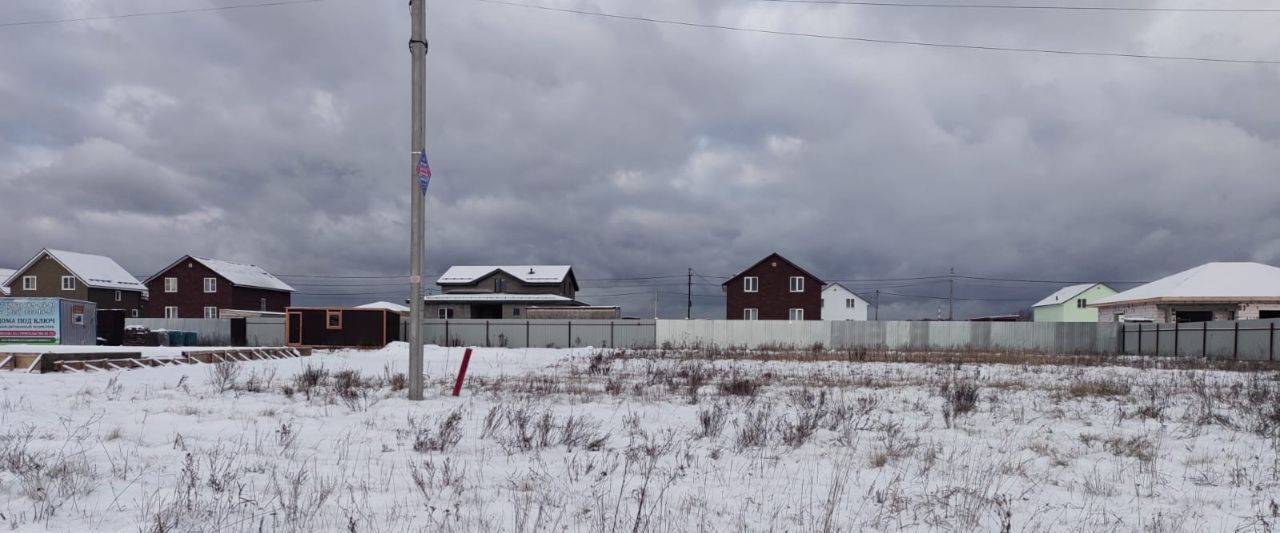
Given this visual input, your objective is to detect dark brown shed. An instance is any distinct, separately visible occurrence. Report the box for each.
[285,307,400,348]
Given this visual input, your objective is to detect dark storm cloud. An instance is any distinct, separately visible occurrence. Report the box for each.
[1,0,1277,317]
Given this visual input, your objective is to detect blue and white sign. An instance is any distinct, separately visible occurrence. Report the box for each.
[0,298,60,344]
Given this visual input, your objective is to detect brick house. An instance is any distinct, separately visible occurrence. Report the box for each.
[1093,262,1280,323]
[1,249,145,315]
[143,255,294,318]
[722,253,825,320]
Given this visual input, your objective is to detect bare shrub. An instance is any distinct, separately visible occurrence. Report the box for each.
[1104,435,1156,462]
[693,403,729,440]
[587,351,613,375]
[294,364,329,399]
[1068,377,1131,398]
[238,366,277,393]
[207,361,242,393]
[735,408,773,449]
[719,375,759,397]
[680,362,709,404]
[482,404,606,452]
[412,408,465,453]
[940,378,980,428]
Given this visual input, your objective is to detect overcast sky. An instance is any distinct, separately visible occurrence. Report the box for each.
[2,0,1278,319]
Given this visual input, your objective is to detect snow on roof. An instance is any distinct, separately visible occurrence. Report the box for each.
[1094,262,1280,305]
[0,269,15,295]
[1032,283,1099,308]
[42,249,144,291]
[191,257,294,292]
[424,293,574,303]
[436,265,572,285]
[356,301,410,312]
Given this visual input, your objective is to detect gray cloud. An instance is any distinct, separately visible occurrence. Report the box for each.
[1,0,1277,318]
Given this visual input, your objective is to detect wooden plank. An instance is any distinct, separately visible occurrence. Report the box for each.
[0,355,12,370]
[25,354,46,373]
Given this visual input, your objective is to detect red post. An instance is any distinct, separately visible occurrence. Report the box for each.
[452,348,473,397]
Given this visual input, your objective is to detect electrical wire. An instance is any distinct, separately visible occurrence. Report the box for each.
[0,0,329,29]
[756,0,1280,13]
[473,0,1280,65]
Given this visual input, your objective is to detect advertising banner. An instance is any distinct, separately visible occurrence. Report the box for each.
[0,299,60,344]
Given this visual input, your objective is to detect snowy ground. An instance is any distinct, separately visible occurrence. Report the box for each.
[1,343,1279,532]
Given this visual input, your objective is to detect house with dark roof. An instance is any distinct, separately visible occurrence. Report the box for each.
[722,253,825,320]
[426,265,582,319]
[1,249,146,315]
[142,255,295,318]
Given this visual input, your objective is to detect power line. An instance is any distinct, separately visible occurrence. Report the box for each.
[0,0,329,29]
[757,0,1280,13]
[877,290,1030,302]
[473,0,1280,65]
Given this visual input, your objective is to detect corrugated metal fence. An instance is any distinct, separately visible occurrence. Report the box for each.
[1120,319,1280,361]
[127,318,233,345]
[410,319,658,348]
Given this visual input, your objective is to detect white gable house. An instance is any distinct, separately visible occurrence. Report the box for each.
[822,283,869,321]
[1093,262,1280,323]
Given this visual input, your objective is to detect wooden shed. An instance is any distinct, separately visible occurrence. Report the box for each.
[285,307,400,348]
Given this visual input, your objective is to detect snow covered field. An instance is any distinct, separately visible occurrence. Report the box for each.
[1,343,1279,532]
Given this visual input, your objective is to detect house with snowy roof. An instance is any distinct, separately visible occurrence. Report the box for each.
[1092,262,1280,323]
[142,255,295,318]
[1031,283,1116,322]
[426,265,582,319]
[2,249,146,315]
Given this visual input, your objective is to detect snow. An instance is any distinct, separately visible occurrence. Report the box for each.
[1,345,1277,532]
[356,301,410,312]
[436,265,572,285]
[1095,261,1280,305]
[1032,283,1098,308]
[39,249,145,291]
[424,292,573,302]
[0,268,15,295]
[191,256,295,292]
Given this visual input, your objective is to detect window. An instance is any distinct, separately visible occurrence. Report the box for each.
[72,313,84,325]
[61,276,76,291]
[789,308,804,320]
[204,307,219,319]
[260,298,267,311]
[164,277,177,293]
[164,306,179,319]
[512,308,521,317]
[115,290,122,302]
[22,276,36,291]
[494,278,505,292]
[438,308,454,319]
[743,308,759,320]
[131,309,139,318]
[846,298,856,308]
[789,277,804,292]
[1076,299,1087,308]
[203,278,217,293]
[743,276,759,293]
[326,310,343,329]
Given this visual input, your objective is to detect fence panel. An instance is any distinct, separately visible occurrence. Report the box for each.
[126,318,232,345]
[1120,319,1280,360]
[245,317,285,347]
[417,320,656,349]
[656,320,827,350]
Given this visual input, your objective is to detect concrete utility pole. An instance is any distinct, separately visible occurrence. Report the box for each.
[874,289,879,321]
[948,267,955,321]
[407,0,427,401]
[687,268,692,320]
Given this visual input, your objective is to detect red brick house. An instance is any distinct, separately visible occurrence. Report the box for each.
[722,253,825,320]
[143,256,294,318]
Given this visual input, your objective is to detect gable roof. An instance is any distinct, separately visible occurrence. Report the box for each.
[1032,283,1111,308]
[356,301,410,312]
[1094,262,1280,306]
[144,255,295,292]
[437,265,576,288]
[4,249,144,291]
[721,253,825,286]
[822,283,868,303]
[0,268,14,296]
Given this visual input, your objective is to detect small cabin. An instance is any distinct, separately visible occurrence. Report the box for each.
[285,307,400,348]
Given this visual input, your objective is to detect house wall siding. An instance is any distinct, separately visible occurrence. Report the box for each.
[8,255,143,315]
[146,260,291,317]
[725,258,822,320]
